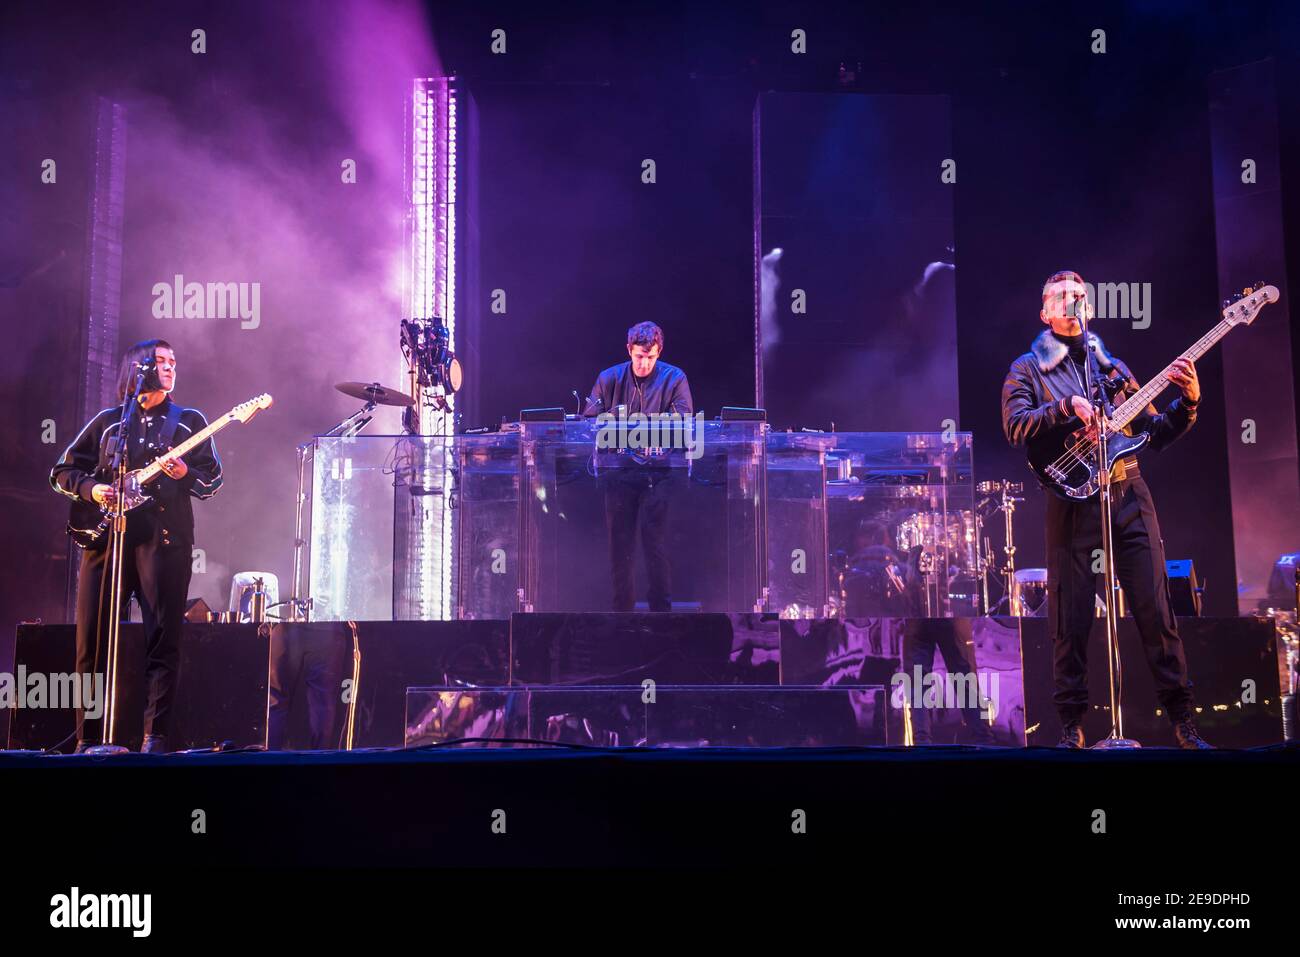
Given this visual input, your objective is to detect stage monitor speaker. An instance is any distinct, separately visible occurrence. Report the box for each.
[720,406,766,421]
[519,407,565,422]
[1166,559,1202,616]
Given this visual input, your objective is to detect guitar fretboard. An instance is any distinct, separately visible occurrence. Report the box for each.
[1111,317,1234,429]
[138,412,235,481]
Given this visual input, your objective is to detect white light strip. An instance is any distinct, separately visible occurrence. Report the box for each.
[405,77,461,619]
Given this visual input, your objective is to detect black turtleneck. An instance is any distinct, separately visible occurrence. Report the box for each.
[1052,330,1087,362]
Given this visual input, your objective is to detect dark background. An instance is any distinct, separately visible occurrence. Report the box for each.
[3,0,1299,639]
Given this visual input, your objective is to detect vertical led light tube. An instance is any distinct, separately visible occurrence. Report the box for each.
[400,77,463,619]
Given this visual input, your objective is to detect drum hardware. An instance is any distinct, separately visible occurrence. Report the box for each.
[979,531,993,611]
[831,550,849,619]
[285,382,413,623]
[400,318,462,427]
[334,380,417,409]
[241,577,268,623]
[976,480,1025,615]
[1012,568,1049,616]
[915,549,937,616]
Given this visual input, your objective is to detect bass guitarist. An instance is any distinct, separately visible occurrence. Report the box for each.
[50,338,223,753]
[1001,270,1211,749]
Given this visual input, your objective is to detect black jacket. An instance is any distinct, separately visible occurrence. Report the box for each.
[51,396,223,545]
[582,360,693,417]
[1002,329,1196,470]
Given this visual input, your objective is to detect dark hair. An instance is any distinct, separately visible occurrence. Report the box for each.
[1042,270,1085,301]
[627,321,663,351]
[116,338,173,401]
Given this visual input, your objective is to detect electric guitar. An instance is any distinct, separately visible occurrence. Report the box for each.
[68,393,272,548]
[1027,285,1277,499]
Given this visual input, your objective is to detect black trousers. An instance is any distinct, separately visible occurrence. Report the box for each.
[1045,476,1193,725]
[74,535,192,743]
[603,469,674,612]
[267,623,350,750]
[901,620,994,744]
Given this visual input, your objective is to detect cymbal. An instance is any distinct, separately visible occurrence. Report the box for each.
[335,381,415,407]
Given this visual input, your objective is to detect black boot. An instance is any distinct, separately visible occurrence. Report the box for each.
[1057,721,1085,749]
[1173,719,1214,750]
[908,704,933,745]
[964,708,996,745]
[141,734,168,755]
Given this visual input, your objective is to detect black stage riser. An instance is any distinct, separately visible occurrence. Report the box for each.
[5,614,1282,751]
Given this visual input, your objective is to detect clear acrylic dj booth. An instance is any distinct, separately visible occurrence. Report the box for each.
[304,424,979,622]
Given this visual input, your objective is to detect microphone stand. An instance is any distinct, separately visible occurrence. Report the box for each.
[1080,301,1139,749]
[86,366,150,755]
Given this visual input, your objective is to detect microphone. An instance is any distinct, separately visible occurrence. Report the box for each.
[133,357,162,392]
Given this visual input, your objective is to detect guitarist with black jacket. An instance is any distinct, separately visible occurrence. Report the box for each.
[1001,271,1211,749]
[50,338,223,753]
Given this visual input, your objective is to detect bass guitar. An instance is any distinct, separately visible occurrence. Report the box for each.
[1027,285,1276,499]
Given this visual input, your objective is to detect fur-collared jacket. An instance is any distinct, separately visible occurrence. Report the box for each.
[1001,329,1197,457]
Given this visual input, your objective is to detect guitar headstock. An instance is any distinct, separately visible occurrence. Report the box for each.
[1222,283,1279,327]
[232,393,273,423]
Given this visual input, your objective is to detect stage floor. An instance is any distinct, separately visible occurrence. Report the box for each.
[4,742,1296,867]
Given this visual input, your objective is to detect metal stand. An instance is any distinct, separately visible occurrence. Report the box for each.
[86,370,149,756]
[1081,307,1140,750]
[998,485,1022,615]
[977,514,992,614]
[977,480,1024,616]
[285,399,377,623]
[286,441,314,623]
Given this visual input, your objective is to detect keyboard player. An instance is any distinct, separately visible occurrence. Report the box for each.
[582,322,694,612]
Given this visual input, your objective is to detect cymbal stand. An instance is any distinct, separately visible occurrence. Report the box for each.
[995,483,1024,615]
[287,400,377,623]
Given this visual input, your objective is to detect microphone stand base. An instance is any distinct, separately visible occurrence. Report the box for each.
[1090,735,1141,751]
[83,744,131,756]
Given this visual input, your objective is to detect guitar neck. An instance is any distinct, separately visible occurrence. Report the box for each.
[138,413,234,480]
[1111,317,1234,429]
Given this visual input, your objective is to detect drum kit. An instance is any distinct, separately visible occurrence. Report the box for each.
[283,314,466,621]
[973,478,1038,616]
[282,379,418,622]
[836,478,1032,617]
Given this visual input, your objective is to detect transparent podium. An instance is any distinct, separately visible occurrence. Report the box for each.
[305,428,976,621]
[302,428,1017,749]
[766,431,980,619]
[516,419,764,613]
